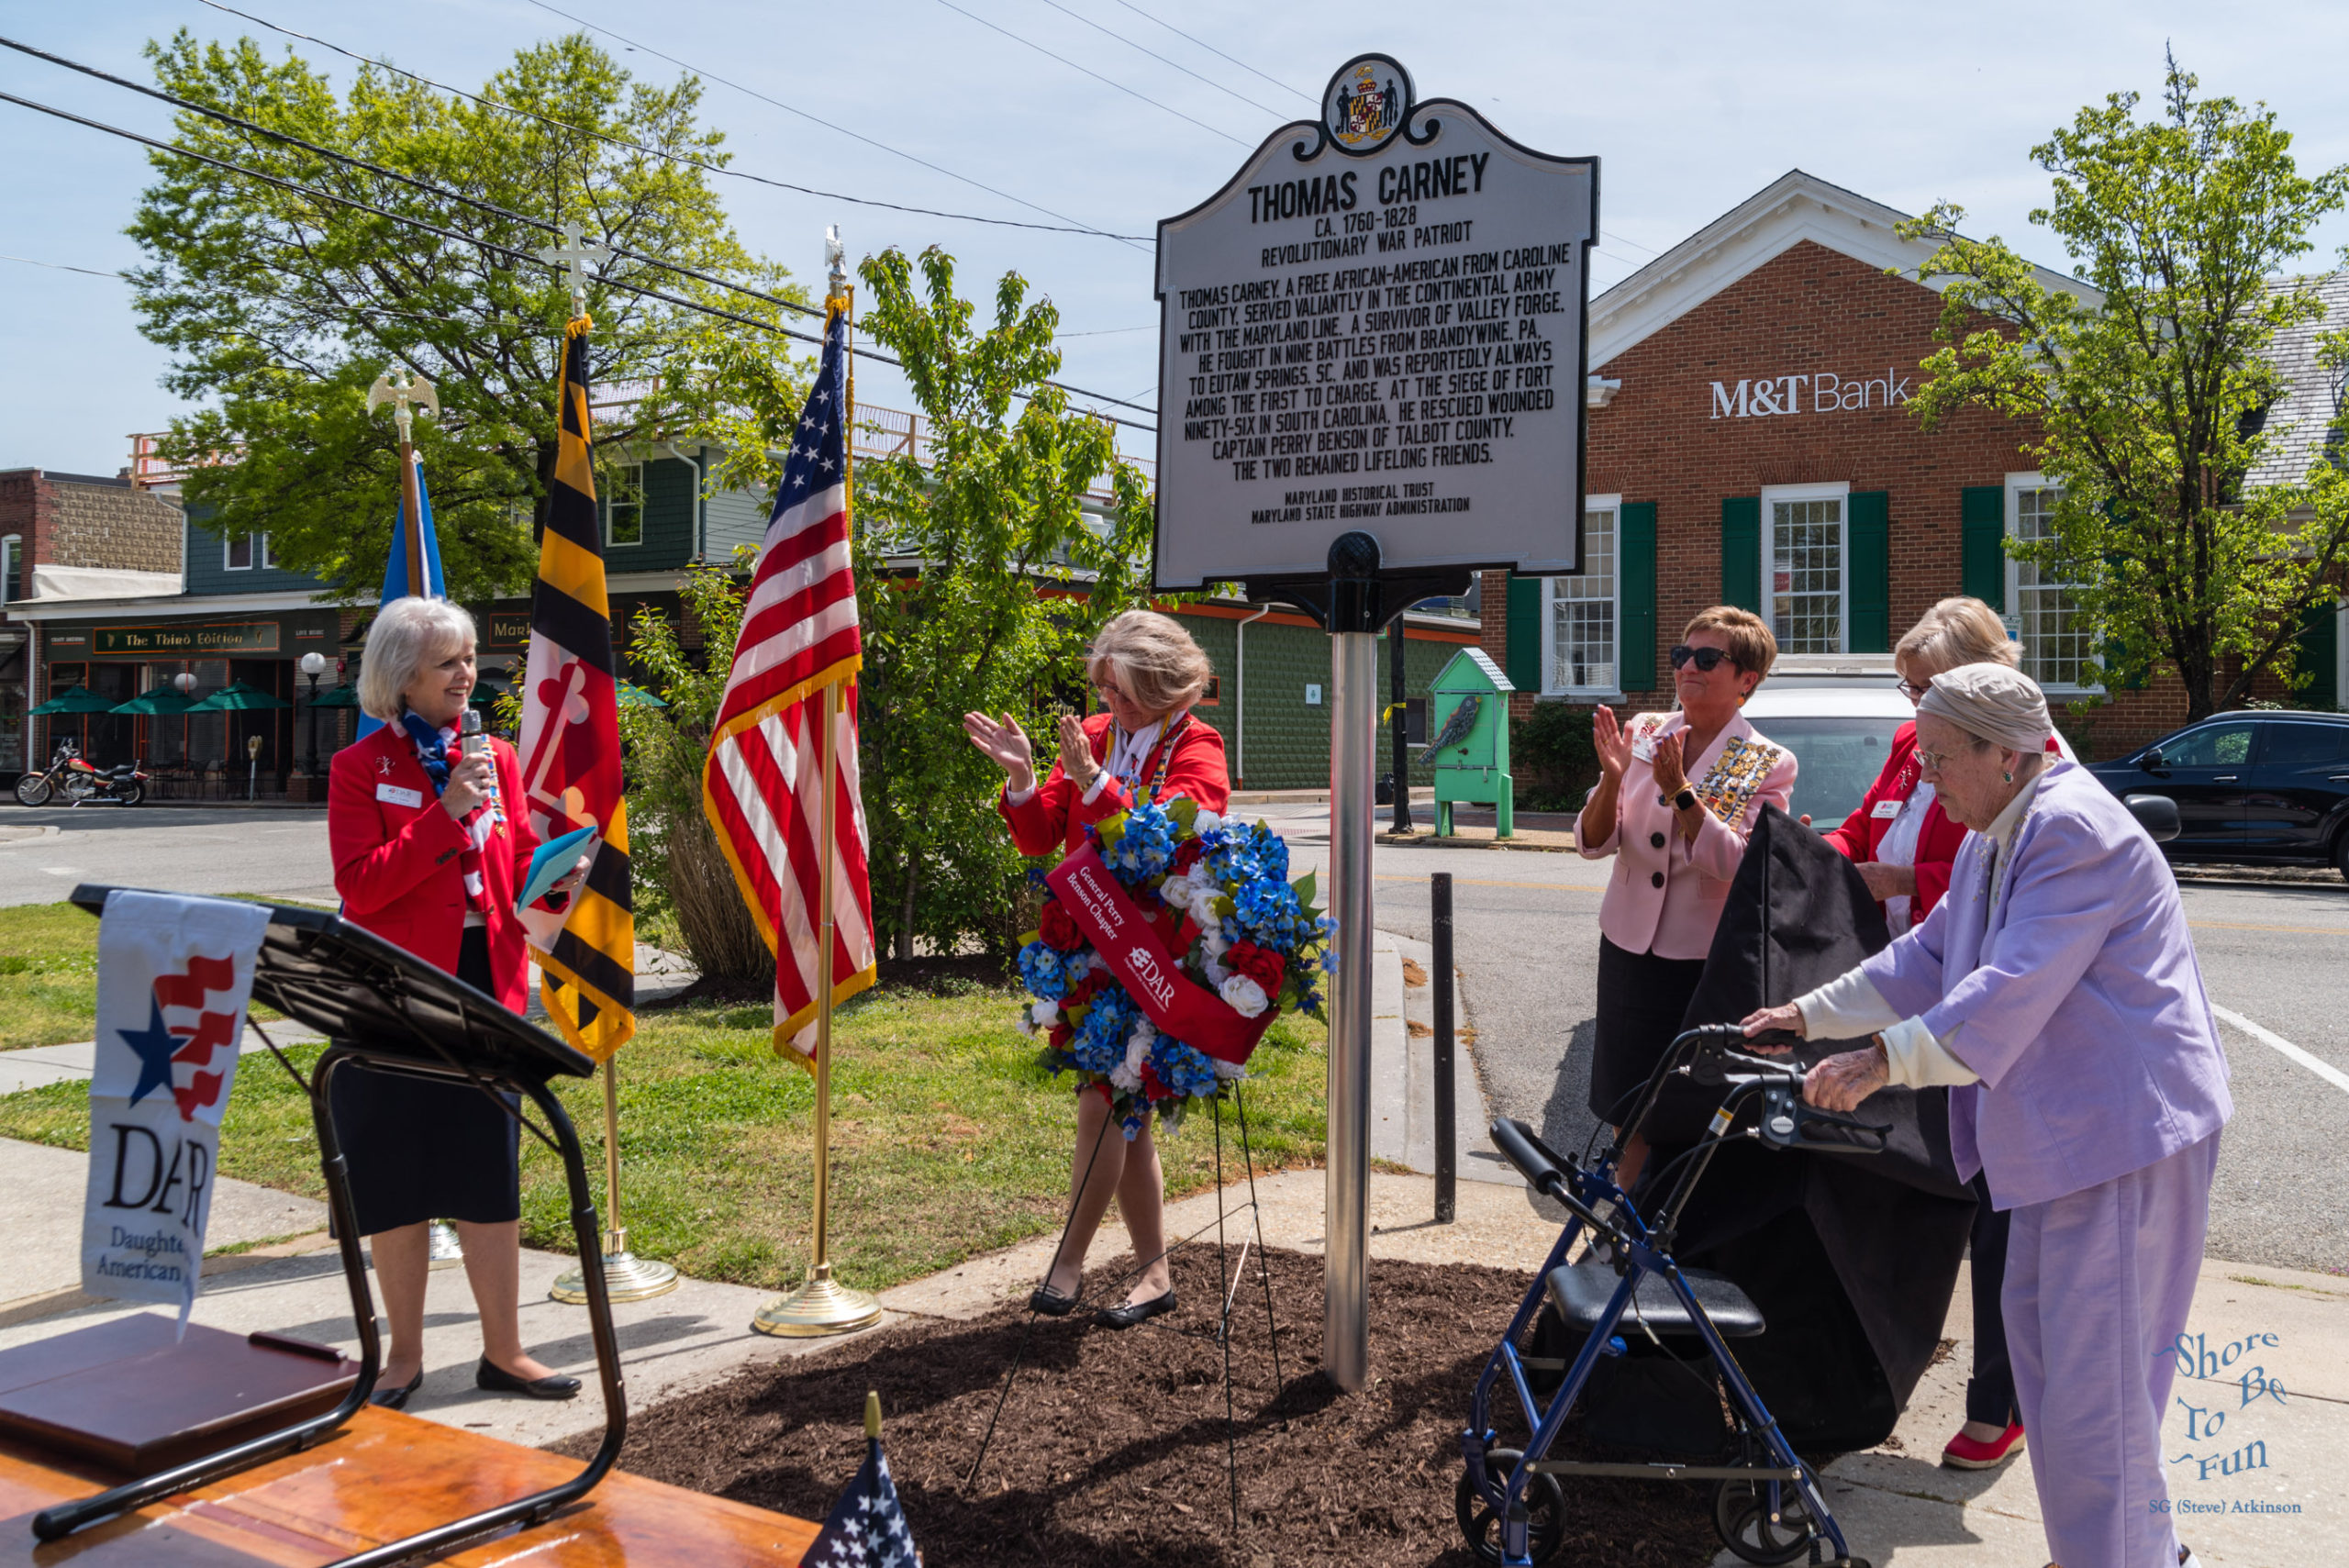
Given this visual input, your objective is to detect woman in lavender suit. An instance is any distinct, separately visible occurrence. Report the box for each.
[1742,664,2231,1568]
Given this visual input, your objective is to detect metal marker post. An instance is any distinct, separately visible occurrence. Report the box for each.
[1431,873,1456,1224]
[1324,532,1380,1393]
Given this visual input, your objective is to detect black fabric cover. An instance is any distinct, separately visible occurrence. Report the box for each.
[1642,806,1976,1451]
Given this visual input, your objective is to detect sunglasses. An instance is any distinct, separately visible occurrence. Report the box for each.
[1669,645,1738,673]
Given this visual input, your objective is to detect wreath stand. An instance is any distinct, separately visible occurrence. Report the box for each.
[964,1083,1287,1530]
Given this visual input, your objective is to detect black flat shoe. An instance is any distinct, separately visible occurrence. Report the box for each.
[475,1356,581,1400]
[370,1370,424,1410]
[1029,1283,1078,1317]
[1096,1290,1176,1330]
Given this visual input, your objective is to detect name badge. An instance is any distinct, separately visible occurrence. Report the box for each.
[376,783,424,809]
[1871,798,1902,820]
[1631,737,1658,763]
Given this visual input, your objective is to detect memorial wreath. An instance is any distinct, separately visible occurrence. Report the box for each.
[1015,798,1333,1137]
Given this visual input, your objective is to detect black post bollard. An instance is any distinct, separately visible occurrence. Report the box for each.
[1431,872,1455,1224]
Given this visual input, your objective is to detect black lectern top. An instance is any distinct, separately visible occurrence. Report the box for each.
[68,886,594,1085]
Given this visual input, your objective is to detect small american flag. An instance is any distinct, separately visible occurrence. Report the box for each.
[700,300,877,1062]
[805,1432,919,1568]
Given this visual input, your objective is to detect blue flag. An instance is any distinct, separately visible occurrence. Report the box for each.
[804,1438,918,1568]
[358,455,447,740]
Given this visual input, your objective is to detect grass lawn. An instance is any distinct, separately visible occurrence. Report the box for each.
[0,984,1328,1294]
[0,903,100,1051]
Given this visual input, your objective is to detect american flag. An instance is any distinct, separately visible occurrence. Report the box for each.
[700,300,877,1062]
[806,1434,918,1568]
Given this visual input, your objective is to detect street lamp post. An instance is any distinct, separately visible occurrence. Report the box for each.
[298,651,326,784]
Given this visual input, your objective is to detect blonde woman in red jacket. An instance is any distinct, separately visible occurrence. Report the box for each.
[328,597,580,1409]
[963,610,1229,1329]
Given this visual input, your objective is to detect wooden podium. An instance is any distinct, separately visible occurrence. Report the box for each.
[14,888,822,1565]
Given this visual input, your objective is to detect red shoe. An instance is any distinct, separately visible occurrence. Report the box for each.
[1941,1421,2026,1469]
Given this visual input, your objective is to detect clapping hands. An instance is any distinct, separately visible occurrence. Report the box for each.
[963,711,1037,795]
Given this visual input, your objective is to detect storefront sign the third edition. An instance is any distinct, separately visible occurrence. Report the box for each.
[1152,55,1598,588]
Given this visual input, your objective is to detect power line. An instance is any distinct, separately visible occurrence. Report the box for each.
[189,0,1149,242]
[0,87,1159,428]
[1030,0,1287,121]
[517,0,1152,252]
[0,251,123,278]
[1104,0,1316,105]
[0,31,827,326]
[930,0,1248,147]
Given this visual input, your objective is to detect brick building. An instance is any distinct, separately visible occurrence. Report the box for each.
[1478,171,2349,760]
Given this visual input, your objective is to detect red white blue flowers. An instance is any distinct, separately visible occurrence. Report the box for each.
[1017,797,1332,1137]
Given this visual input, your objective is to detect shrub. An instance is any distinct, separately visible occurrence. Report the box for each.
[1514,699,1600,812]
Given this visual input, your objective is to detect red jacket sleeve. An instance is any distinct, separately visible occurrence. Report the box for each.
[329,740,469,917]
[1821,723,1914,862]
[995,714,1112,857]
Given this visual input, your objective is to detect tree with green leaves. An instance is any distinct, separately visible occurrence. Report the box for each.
[849,247,1153,961]
[1900,55,2349,720]
[130,28,808,601]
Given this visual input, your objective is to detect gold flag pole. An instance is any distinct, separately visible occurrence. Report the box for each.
[755,234,880,1337]
[552,1060,679,1303]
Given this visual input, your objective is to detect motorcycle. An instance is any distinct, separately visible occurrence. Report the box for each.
[13,741,147,807]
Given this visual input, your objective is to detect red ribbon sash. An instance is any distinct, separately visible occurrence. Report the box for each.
[1046,843,1275,1065]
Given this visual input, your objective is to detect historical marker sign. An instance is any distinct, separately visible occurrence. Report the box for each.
[1153,56,1598,590]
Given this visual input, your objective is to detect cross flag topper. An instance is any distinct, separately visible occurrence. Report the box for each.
[537,218,613,318]
[365,366,440,446]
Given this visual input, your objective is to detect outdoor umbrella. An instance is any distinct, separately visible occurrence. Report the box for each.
[112,686,201,777]
[29,684,119,759]
[308,684,362,707]
[616,680,667,708]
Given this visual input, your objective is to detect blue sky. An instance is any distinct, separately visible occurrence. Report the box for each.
[4,0,2346,477]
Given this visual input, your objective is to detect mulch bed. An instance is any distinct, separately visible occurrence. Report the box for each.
[559,1247,1719,1567]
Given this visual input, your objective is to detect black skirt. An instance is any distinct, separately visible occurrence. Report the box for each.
[327,926,522,1235]
[1586,935,1709,1129]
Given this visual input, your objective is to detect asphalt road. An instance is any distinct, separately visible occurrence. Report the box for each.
[0,805,338,908]
[1254,801,2349,1277]
[8,799,2344,1273]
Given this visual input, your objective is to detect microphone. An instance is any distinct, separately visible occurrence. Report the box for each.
[460,707,501,823]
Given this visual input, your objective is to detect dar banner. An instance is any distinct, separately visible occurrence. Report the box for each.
[80,891,270,1332]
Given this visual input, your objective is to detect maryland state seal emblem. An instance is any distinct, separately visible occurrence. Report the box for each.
[1322,55,1411,154]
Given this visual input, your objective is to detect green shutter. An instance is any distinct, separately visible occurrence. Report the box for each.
[1848,491,1890,652]
[1961,485,2006,609]
[2299,600,2342,709]
[1619,502,1658,691]
[1506,573,1543,691]
[1720,496,1760,611]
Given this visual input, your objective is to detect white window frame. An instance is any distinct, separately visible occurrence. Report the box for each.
[2005,473,2099,695]
[1543,494,1622,699]
[604,461,646,549]
[1759,481,1851,654]
[222,531,269,572]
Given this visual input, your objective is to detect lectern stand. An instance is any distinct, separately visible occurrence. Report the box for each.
[37,886,626,1566]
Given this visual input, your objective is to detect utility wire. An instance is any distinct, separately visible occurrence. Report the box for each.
[518,0,1152,252]
[194,0,1147,242]
[0,88,1158,428]
[0,32,826,325]
[1104,0,1315,105]
[929,0,1246,146]
[1030,0,1288,121]
[0,251,122,277]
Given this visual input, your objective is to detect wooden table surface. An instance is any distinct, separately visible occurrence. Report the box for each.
[0,1407,818,1565]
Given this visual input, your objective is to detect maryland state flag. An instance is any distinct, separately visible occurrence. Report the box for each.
[517,318,634,1060]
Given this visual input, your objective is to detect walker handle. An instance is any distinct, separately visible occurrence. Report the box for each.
[1488,1118,1625,1239]
[1687,1031,1808,1085]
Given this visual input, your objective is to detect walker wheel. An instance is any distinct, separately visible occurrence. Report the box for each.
[1455,1448,1566,1565]
[1712,1475,1815,1566]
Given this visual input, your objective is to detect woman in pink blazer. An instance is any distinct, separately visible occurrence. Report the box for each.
[328,596,579,1409]
[1577,606,1796,1189]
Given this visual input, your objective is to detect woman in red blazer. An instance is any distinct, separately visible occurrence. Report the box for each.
[963,610,1228,1329]
[328,596,579,1409]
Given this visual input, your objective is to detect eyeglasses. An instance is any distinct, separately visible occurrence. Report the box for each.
[1914,739,1989,773]
[1669,645,1736,673]
[1893,678,1929,701]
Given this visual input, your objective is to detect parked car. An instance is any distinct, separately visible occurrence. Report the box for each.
[1744,654,2078,833]
[2088,711,2349,878]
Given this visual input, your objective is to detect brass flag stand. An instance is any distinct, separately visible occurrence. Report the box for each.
[753,238,880,1338]
[551,1062,679,1304]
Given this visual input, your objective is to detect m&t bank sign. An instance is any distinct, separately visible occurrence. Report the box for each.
[1709,369,1914,418]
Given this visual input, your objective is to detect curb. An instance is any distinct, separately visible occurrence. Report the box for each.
[1375,832,1579,854]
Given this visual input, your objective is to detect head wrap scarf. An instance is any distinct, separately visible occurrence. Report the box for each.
[1918,663,2053,754]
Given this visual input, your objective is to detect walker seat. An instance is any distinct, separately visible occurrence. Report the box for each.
[1544,1259,1766,1340]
